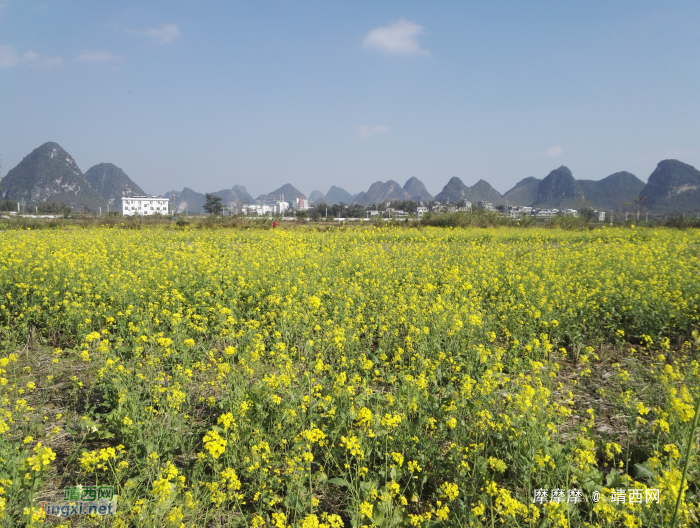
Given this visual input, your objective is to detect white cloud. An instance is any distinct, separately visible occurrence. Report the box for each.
[357,124,389,139]
[0,45,20,67]
[146,23,180,44]
[0,44,61,68]
[76,51,119,63]
[546,145,562,157]
[362,19,428,56]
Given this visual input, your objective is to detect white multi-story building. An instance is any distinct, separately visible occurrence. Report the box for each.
[508,206,532,217]
[122,196,169,216]
[294,198,311,210]
[241,204,270,216]
[242,201,289,216]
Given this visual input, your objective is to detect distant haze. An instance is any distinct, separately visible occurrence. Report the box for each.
[2,2,700,196]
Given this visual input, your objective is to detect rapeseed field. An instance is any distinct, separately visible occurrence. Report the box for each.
[0,226,698,527]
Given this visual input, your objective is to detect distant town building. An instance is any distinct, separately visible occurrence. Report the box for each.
[416,206,428,216]
[508,206,532,217]
[242,204,269,216]
[294,198,311,210]
[260,194,285,204]
[242,201,289,216]
[533,208,556,217]
[477,201,494,210]
[594,210,606,221]
[122,196,169,216]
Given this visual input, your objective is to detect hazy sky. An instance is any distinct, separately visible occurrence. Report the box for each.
[2,1,700,197]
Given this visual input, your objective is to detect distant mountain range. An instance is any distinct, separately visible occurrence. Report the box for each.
[435,178,503,205]
[85,162,146,207]
[0,142,108,211]
[310,185,354,205]
[163,186,256,214]
[404,177,434,202]
[311,178,435,206]
[639,160,700,212]
[2,142,699,214]
[506,166,647,210]
[260,183,306,201]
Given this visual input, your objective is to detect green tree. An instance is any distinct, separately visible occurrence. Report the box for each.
[204,193,226,215]
[0,200,17,212]
[37,201,72,215]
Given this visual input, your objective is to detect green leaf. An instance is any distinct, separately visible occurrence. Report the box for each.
[327,478,350,487]
[284,492,303,511]
[605,469,622,488]
[633,463,655,482]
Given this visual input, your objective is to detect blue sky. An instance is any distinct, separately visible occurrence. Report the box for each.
[2,1,700,197]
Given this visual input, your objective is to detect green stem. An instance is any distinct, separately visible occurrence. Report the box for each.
[308,372,313,516]
[565,459,571,528]
[625,421,632,478]
[670,393,700,528]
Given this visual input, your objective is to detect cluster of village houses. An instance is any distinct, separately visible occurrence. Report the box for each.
[370,202,604,221]
[240,196,309,216]
[478,203,606,221]
[121,195,605,221]
[240,196,606,221]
